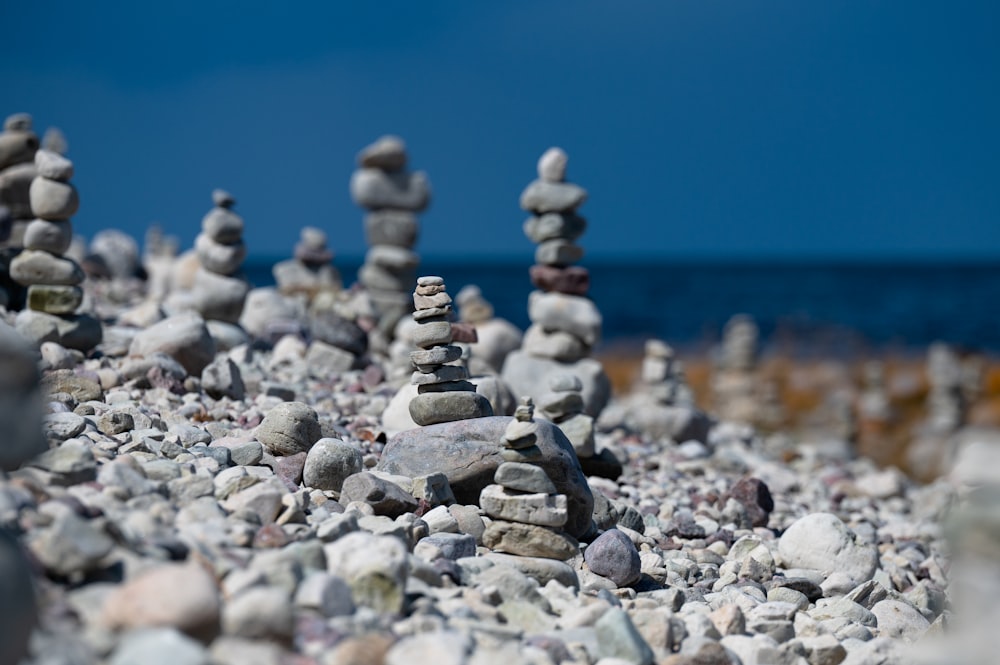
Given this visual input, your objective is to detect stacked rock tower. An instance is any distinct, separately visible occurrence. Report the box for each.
[9,149,101,351]
[408,276,493,426]
[479,399,578,561]
[501,147,610,417]
[0,113,40,248]
[350,136,430,337]
[711,314,760,424]
[272,226,342,301]
[191,189,250,325]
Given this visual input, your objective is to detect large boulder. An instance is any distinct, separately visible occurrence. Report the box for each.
[377,416,593,538]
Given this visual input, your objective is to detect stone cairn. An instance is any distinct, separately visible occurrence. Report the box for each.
[407,276,493,426]
[0,113,40,250]
[711,314,760,424]
[190,189,250,325]
[9,149,101,351]
[454,284,523,376]
[350,136,430,338]
[537,374,595,461]
[925,342,966,434]
[479,399,578,561]
[641,339,695,407]
[501,147,610,417]
[272,226,342,302]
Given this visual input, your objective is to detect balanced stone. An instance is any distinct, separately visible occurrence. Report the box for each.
[350,169,430,212]
[537,147,568,183]
[417,380,477,394]
[519,181,587,214]
[358,135,407,171]
[410,365,469,384]
[10,250,84,285]
[212,188,235,207]
[412,305,450,320]
[529,264,590,296]
[480,484,568,528]
[27,284,82,314]
[523,212,587,243]
[411,320,453,348]
[417,275,444,287]
[482,520,578,559]
[29,176,78,220]
[409,391,493,426]
[0,162,36,220]
[365,210,419,247]
[520,325,589,362]
[410,345,463,368]
[528,291,602,347]
[494,461,558,494]
[195,233,246,275]
[0,114,38,170]
[202,207,243,243]
[535,239,584,267]
[23,218,72,254]
[191,268,251,324]
[367,245,420,270]
[358,262,415,292]
[34,149,73,181]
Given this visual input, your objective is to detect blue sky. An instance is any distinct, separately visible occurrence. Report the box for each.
[2,1,998,260]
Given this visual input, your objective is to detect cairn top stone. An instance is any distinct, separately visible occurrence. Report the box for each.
[538,147,568,183]
[212,189,235,208]
[514,396,535,422]
[645,339,674,359]
[357,135,407,171]
[299,226,328,250]
[417,275,444,287]
[4,113,32,132]
[42,127,68,155]
[35,149,74,181]
[549,373,583,393]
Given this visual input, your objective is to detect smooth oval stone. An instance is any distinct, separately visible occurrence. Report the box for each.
[528,290,602,346]
[584,528,641,587]
[364,210,418,248]
[23,218,72,254]
[349,168,430,212]
[303,438,363,492]
[357,135,407,171]
[520,324,589,363]
[538,391,585,418]
[27,284,82,314]
[9,250,84,286]
[201,207,243,243]
[537,147,568,182]
[379,417,593,538]
[29,177,78,220]
[519,180,587,214]
[494,462,558,494]
[129,311,216,375]
[408,391,493,426]
[34,149,73,181]
[535,239,584,267]
[190,268,250,324]
[410,365,468,384]
[523,212,587,244]
[212,188,235,208]
[0,130,38,171]
[255,401,322,456]
[411,320,453,348]
[195,233,246,275]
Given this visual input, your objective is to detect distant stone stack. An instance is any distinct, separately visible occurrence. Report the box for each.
[190,189,250,325]
[711,314,760,424]
[272,226,342,301]
[454,284,523,375]
[350,136,430,337]
[407,276,493,426]
[0,113,40,249]
[9,149,101,351]
[925,342,966,433]
[641,340,695,407]
[480,401,578,561]
[537,374,595,460]
[501,147,610,417]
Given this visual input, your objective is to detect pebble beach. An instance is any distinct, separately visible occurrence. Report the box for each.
[1,120,998,665]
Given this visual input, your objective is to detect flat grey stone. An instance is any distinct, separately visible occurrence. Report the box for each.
[29,176,78,220]
[494,462,557,494]
[519,180,587,214]
[350,168,430,212]
[10,249,83,285]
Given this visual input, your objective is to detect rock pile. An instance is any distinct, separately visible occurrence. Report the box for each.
[0,113,40,249]
[350,136,430,337]
[454,284,522,375]
[501,147,611,417]
[272,226,342,301]
[537,374,595,460]
[189,189,250,327]
[711,313,760,424]
[10,149,102,351]
[407,276,493,426]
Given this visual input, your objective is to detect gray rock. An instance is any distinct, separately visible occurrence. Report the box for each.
[523,211,588,244]
[340,471,419,517]
[0,162,37,219]
[520,324,589,362]
[0,322,47,471]
[129,312,216,375]
[303,438,363,491]
[535,239,584,267]
[414,532,477,561]
[23,218,72,254]
[222,586,294,644]
[239,288,304,340]
[479,484,567,527]
[201,357,245,400]
[190,268,250,324]
[15,310,102,351]
[870,599,930,641]
[10,249,84,285]
[201,207,244,244]
[494,461,557,494]
[501,351,611,418]
[537,147,568,183]
[254,401,321,456]
[294,572,355,617]
[195,233,245,275]
[519,180,587,214]
[365,210,419,247]
[408,391,494,426]
[778,513,878,588]
[30,439,96,485]
[90,229,140,279]
[0,529,37,665]
[29,176,78,220]
[306,340,356,376]
[34,149,73,181]
[324,531,408,613]
[27,511,113,576]
[528,290,602,346]
[350,168,431,211]
[358,135,407,172]
[210,437,263,466]
[584,528,641,587]
[482,520,578,559]
[595,607,655,665]
[378,416,593,538]
[308,310,368,355]
[109,629,209,665]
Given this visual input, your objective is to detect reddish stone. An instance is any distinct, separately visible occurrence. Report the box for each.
[450,322,478,343]
[530,264,590,295]
[725,477,774,528]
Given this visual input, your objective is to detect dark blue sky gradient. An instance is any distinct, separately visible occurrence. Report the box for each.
[2,1,997,260]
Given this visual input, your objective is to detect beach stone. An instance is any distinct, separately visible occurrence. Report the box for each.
[15,310,102,351]
[528,290,602,346]
[43,412,87,440]
[520,324,589,361]
[379,416,593,538]
[294,572,354,618]
[29,176,78,220]
[10,249,83,285]
[109,629,209,665]
[39,368,102,402]
[309,310,368,355]
[778,513,878,587]
[0,530,37,665]
[26,284,82,314]
[482,519,578,559]
[34,149,73,181]
[530,263,590,295]
[350,168,431,211]
[726,477,774,529]
[870,599,930,640]
[205,320,250,352]
[358,135,407,171]
[210,437,263,466]
[324,531,408,613]
[385,631,472,665]
[255,402,321,456]
[537,146,568,182]
[479,484,568,527]
[195,233,246,274]
[23,218,72,254]
[303,438,363,491]
[0,124,38,170]
[585,529,641,587]
[239,288,302,340]
[595,607,656,665]
[102,562,221,642]
[408,391,494,426]
[413,532,477,561]
[0,162,36,220]
[306,340,356,376]
[494,461,557,494]
[90,229,141,279]
[201,207,244,244]
[222,587,294,645]
[191,268,250,324]
[201,357,245,400]
[339,471,419,517]
[365,210,419,247]
[535,239,584,267]
[520,180,587,214]
[411,320,453,348]
[27,511,114,577]
[501,351,611,418]
[129,312,216,375]
[358,262,415,291]
[411,344,463,367]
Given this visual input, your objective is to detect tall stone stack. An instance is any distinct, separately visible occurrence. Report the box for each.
[350,136,430,337]
[0,113,40,249]
[272,226,342,301]
[407,276,493,426]
[642,340,695,407]
[537,374,595,460]
[190,189,250,326]
[925,342,966,433]
[9,149,101,351]
[480,400,579,562]
[711,314,760,424]
[501,147,610,417]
